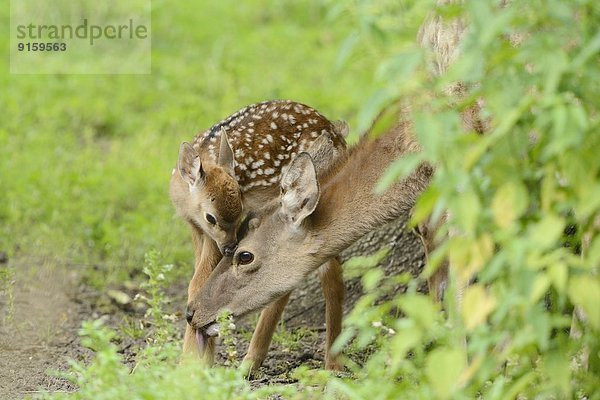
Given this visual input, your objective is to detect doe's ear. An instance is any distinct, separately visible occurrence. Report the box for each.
[177,142,204,187]
[218,128,235,175]
[280,152,319,227]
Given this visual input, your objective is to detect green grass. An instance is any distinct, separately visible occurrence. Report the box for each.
[0,1,379,287]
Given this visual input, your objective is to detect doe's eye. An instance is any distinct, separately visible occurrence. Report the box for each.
[238,251,254,265]
[205,213,217,225]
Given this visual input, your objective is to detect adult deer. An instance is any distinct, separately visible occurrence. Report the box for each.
[186,120,447,366]
[169,100,348,368]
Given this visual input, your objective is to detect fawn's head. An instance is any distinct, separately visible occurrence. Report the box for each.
[188,152,327,331]
[176,129,243,255]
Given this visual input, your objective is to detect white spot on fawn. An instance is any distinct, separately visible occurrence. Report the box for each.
[270,122,277,130]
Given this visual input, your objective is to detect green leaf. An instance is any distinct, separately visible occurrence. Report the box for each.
[453,191,481,234]
[410,186,441,226]
[491,181,528,230]
[425,346,466,399]
[399,294,439,331]
[568,275,600,330]
[370,102,402,139]
[548,263,567,293]
[362,268,384,291]
[527,214,564,250]
[571,31,600,69]
[390,325,421,365]
[462,284,497,331]
[587,235,600,268]
[542,352,572,397]
[530,275,551,304]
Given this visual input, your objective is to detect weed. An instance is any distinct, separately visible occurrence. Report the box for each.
[116,316,145,341]
[216,310,238,366]
[272,323,318,353]
[0,264,15,324]
[137,250,175,345]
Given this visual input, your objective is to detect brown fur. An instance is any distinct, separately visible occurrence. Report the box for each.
[201,165,242,224]
[187,120,436,349]
[170,100,349,369]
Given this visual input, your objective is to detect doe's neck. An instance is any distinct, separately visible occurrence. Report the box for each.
[308,121,433,260]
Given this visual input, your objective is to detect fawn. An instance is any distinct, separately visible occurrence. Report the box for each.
[169,100,348,369]
[185,119,450,366]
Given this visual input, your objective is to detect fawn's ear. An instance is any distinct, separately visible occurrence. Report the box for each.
[280,152,319,228]
[332,120,349,137]
[305,131,338,177]
[218,128,235,175]
[177,142,204,187]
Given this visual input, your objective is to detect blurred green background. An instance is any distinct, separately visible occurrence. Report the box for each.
[0,1,379,286]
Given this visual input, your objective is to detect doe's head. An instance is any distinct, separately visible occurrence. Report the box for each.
[187,152,325,331]
[177,129,243,255]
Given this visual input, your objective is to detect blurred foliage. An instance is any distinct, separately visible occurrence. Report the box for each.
[3,0,599,398]
[320,0,600,398]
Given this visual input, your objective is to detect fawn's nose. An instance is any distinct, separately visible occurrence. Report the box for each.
[222,243,237,257]
[185,307,194,325]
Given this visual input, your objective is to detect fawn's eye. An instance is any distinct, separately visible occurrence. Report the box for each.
[205,213,217,225]
[238,251,254,265]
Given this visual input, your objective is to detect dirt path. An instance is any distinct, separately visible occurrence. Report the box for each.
[0,258,83,399]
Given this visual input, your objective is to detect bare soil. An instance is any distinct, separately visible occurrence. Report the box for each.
[0,258,86,399]
[0,215,426,398]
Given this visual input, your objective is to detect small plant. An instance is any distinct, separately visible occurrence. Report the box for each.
[52,319,129,399]
[0,263,15,324]
[116,316,145,341]
[272,324,318,353]
[137,250,175,345]
[216,310,238,366]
